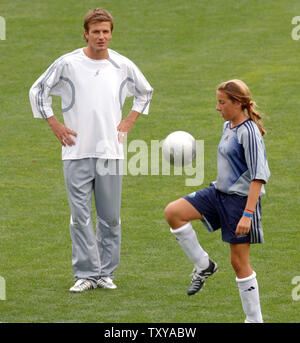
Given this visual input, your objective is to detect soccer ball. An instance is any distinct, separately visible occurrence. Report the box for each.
[162,131,197,166]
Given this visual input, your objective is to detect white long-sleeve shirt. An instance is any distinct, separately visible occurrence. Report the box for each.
[29,48,153,160]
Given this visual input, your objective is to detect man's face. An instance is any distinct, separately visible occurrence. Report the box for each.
[84,21,112,52]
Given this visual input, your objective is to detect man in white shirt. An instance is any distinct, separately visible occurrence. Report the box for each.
[29,8,153,292]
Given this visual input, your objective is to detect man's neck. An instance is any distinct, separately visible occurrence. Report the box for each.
[83,46,109,60]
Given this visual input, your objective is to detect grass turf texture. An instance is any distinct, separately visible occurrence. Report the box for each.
[0,0,299,323]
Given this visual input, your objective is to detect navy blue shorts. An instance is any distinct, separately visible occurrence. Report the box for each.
[183,185,264,244]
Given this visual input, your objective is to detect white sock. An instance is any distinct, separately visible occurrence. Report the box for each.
[170,222,209,271]
[236,271,263,323]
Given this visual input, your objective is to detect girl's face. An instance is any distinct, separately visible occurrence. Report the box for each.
[216,91,242,122]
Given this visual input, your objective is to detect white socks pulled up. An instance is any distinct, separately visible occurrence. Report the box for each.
[236,271,263,323]
[170,222,209,271]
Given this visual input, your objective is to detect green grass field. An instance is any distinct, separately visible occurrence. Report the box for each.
[0,0,300,323]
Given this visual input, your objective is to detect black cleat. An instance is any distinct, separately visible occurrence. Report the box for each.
[187,259,218,296]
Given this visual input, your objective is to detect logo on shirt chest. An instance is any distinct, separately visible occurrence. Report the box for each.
[218,134,232,154]
[94,70,100,77]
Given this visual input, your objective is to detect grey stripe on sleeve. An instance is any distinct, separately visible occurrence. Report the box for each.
[119,77,134,110]
[107,57,120,69]
[35,49,80,118]
[119,77,152,113]
[140,89,153,114]
[60,77,75,112]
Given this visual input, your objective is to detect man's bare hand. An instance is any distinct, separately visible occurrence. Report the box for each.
[47,116,77,146]
[117,110,140,143]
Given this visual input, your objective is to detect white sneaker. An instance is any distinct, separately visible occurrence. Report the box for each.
[69,279,94,293]
[97,276,117,289]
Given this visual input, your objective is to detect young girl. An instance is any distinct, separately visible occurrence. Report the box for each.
[164,79,270,323]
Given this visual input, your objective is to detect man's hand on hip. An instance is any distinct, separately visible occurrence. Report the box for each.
[117,110,140,143]
[46,116,77,146]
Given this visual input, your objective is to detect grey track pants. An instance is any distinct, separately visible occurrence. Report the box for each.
[63,158,122,286]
